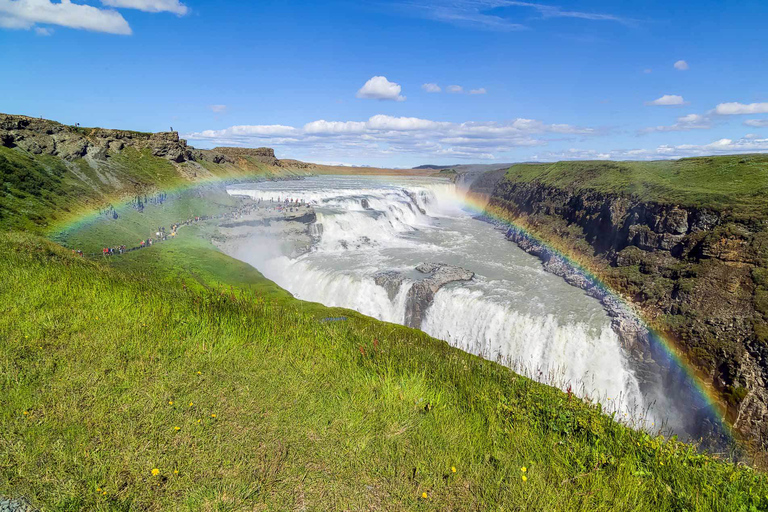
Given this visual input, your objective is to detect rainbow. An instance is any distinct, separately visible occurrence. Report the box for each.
[52,172,734,444]
[49,171,273,238]
[457,191,733,442]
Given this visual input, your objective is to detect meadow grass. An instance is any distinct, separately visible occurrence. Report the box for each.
[502,155,768,215]
[2,231,767,511]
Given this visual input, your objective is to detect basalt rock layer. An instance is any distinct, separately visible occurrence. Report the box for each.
[0,113,232,164]
[475,159,768,453]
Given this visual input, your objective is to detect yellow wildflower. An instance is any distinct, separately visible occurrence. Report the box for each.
[197,371,201,375]
[451,466,456,473]
[521,466,526,472]
[169,401,174,405]
[102,491,107,496]
[23,411,28,416]
[421,492,428,499]
[151,468,160,476]
[174,426,181,431]
[211,413,217,418]
[522,475,527,482]
[96,488,102,492]
[189,402,194,407]
[197,419,201,424]
[174,470,179,475]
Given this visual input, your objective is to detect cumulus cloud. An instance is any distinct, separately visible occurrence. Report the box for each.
[185,114,599,162]
[356,76,406,101]
[34,25,51,35]
[469,88,487,95]
[674,60,689,70]
[645,94,687,106]
[0,0,132,34]
[714,102,768,115]
[422,83,441,93]
[744,119,768,128]
[208,104,227,113]
[100,0,188,15]
[640,113,711,133]
[447,85,464,94]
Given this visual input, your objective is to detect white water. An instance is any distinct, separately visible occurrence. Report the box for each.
[227,176,653,422]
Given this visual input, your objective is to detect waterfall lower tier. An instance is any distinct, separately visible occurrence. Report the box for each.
[222,175,695,434]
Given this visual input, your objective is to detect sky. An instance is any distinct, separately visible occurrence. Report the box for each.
[1,0,767,167]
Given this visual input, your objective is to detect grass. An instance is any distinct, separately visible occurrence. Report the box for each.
[3,139,768,509]
[0,144,303,236]
[2,230,768,511]
[501,154,768,215]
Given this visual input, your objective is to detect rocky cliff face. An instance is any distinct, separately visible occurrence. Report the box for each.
[0,114,237,165]
[374,263,474,329]
[483,177,768,451]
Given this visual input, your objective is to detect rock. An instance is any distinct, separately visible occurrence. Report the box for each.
[373,270,406,301]
[404,263,474,328]
[0,496,38,512]
[664,207,689,234]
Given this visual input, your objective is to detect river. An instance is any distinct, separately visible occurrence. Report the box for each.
[226,175,657,427]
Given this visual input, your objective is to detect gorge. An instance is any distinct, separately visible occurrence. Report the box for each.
[218,175,728,445]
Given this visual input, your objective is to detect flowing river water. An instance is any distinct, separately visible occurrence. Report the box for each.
[226,175,662,428]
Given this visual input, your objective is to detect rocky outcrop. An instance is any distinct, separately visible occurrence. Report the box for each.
[484,177,768,452]
[0,496,37,512]
[0,113,233,164]
[212,147,279,166]
[374,263,475,328]
[405,263,474,328]
[373,270,407,301]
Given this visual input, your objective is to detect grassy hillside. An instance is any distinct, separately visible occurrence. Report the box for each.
[2,231,767,511]
[502,154,768,216]
[2,133,768,509]
[0,144,300,235]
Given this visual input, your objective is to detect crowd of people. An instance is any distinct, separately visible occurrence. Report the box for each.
[71,198,312,259]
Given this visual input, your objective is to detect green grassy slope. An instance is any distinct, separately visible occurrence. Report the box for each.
[2,231,767,511]
[0,144,299,235]
[503,154,768,215]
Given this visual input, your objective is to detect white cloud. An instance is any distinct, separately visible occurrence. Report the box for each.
[447,85,464,94]
[405,1,630,31]
[185,114,599,162]
[422,83,441,93]
[0,0,132,34]
[539,136,768,161]
[674,60,689,70]
[303,120,367,134]
[645,94,687,106]
[641,113,711,133]
[100,0,187,15]
[356,76,406,101]
[208,104,227,113]
[714,102,768,115]
[469,88,487,95]
[745,119,768,127]
[34,25,51,35]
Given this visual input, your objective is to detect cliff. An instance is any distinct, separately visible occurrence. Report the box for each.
[0,113,313,233]
[479,156,768,454]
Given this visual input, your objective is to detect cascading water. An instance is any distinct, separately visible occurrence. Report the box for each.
[225,176,657,426]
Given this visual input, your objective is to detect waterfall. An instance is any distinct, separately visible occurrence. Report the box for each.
[226,176,653,424]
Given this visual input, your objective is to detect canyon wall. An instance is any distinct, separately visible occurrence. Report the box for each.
[474,162,768,452]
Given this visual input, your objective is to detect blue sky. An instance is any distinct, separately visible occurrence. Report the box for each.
[1,0,767,167]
